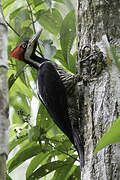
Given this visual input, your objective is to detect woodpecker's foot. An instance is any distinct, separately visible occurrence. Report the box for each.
[74,74,82,83]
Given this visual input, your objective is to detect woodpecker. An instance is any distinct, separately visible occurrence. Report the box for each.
[10,29,84,167]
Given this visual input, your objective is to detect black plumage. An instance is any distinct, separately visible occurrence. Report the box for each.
[37,62,74,144]
[10,30,84,167]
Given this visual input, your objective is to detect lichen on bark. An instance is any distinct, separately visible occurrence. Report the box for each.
[77,0,120,179]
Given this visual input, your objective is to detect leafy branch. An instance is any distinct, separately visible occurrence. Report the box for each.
[5,20,20,37]
[26,0,44,58]
[26,0,36,33]
[48,142,79,162]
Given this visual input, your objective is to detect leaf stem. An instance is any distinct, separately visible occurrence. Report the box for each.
[6,17,43,57]
[26,0,36,34]
[26,0,44,58]
[5,20,20,37]
[48,142,80,162]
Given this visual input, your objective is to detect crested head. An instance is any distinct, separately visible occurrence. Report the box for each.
[10,29,43,68]
[10,40,29,61]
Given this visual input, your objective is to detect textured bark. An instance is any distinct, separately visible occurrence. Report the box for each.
[0,154,6,179]
[77,0,120,180]
[0,1,9,179]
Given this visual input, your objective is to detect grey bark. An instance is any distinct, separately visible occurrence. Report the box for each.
[77,0,120,180]
[0,1,9,179]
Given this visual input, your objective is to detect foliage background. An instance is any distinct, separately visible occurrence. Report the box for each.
[2,0,80,179]
[2,0,120,179]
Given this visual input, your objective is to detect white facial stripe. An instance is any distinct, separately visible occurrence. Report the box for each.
[24,43,40,67]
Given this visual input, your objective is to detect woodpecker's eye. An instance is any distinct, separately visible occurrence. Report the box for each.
[21,44,27,49]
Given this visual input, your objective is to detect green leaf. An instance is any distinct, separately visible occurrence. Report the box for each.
[26,152,49,179]
[7,174,12,180]
[14,8,31,34]
[9,7,23,20]
[95,117,120,154]
[111,47,120,72]
[60,10,76,65]
[69,54,76,74]
[36,8,63,35]
[53,0,64,3]
[28,126,46,142]
[36,103,54,131]
[52,158,75,180]
[72,166,81,179]
[54,50,76,74]
[33,0,43,7]
[64,0,74,10]
[9,123,29,151]
[27,159,75,180]
[20,27,33,40]
[8,74,17,90]
[42,40,57,59]
[3,0,16,9]
[9,135,28,153]
[7,142,42,172]
[9,77,32,100]
[30,68,37,82]
[10,92,30,120]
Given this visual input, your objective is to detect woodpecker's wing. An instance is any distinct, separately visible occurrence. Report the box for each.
[37,61,74,144]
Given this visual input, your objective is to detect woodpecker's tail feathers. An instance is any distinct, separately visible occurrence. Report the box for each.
[70,117,84,167]
[73,131,84,168]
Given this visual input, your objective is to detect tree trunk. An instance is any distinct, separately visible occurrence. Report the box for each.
[77,0,120,179]
[0,1,9,179]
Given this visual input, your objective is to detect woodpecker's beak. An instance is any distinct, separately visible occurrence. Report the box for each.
[10,28,43,62]
[29,28,43,46]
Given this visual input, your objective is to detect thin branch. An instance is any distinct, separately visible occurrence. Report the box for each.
[9,65,28,90]
[26,0,44,58]
[26,0,36,33]
[48,142,80,162]
[6,20,44,57]
[6,5,44,57]
[5,20,20,37]
[37,45,44,58]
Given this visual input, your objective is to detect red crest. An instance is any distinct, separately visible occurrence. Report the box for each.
[10,43,24,61]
